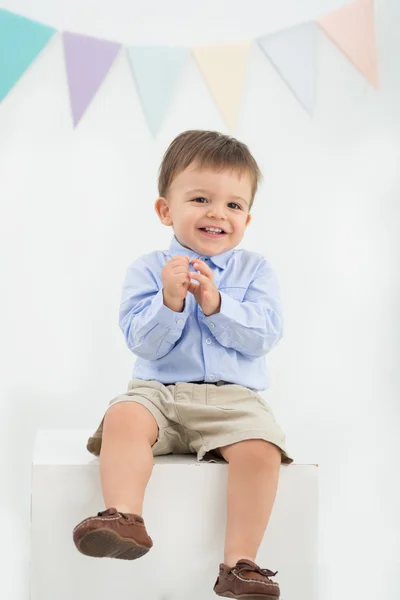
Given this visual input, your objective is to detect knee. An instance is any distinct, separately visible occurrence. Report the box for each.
[103,402,158,444]
[221,439,281,467]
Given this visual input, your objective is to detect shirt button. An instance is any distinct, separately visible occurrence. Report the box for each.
[205,338,212,344]
[209,323,215,328]
[209,373,215,380]
[176,319,183,324]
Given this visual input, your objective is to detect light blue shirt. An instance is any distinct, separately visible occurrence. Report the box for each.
[119,236,284,391]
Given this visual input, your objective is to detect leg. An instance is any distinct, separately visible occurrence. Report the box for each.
[100,401,158,516]
[219,439,281,568]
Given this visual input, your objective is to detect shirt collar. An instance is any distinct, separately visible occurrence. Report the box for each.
[166,235,234,270]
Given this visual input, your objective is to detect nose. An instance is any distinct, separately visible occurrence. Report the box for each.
[206,204,226,219]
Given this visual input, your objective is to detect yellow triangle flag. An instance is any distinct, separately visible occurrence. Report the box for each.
[192,43,251,131]
[318,0,379,89]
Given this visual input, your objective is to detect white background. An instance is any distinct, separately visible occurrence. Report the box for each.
[0,0,399,598]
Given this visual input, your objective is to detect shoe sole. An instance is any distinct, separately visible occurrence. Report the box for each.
[77,528,151,560]
[216,593,278,599]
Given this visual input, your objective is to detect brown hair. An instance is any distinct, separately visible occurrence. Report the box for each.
[158,130,262,210]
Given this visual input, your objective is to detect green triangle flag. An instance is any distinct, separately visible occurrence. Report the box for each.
[0,9,56,102]
[128,46,188,136]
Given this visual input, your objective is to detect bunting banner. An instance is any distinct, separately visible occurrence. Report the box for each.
[128,46,189,136]
[0,9,55,103]
[317,0,379,89]
[62,32,121,126]
[192,43,251,131]
[258,22,318,115]
[0,2,380,132]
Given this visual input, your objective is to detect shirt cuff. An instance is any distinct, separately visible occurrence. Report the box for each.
[202,291,238,332]
[151,289,189,330]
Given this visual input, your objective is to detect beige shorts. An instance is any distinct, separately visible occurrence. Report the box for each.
[87,379,294,465]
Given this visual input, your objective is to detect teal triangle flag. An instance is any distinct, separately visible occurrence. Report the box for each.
[128,46,189,136]
[0,9,56,102]
[258,22,317,115]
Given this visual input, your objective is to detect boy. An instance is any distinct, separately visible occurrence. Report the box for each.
[73,130,293,599]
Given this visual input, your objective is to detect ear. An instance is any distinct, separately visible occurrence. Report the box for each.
[245,212,252,227]
[154,197,173,226]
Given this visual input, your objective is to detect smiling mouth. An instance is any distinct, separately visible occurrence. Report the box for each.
[199,227,227,236]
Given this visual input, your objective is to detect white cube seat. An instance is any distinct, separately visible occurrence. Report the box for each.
[30,430,318,600]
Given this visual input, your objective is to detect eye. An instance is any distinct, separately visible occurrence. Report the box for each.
[228,202,241,210]
[192,197,208,203]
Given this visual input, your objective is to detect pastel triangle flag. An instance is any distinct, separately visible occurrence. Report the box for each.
[192,43,251,131]
[0,9,56,102]
[318,0,379,88]
[62,32,121,126]
[258,22,317,115]
[128,46,189,136]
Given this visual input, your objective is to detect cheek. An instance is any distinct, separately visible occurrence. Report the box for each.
[183,210,198,223]
[232,216,248,231]
[173,209,197,227]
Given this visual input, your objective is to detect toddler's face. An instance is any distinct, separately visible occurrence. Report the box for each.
[155,163,252,256]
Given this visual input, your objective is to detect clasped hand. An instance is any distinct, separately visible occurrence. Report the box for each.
[162,255,221,316]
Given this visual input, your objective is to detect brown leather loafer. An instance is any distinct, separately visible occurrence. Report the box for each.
[214,558,280,599]
[73,507,153,560]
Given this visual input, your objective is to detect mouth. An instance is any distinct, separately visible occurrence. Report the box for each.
[198,227,227,238]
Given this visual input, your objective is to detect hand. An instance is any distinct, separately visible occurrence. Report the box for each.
[188,259,221,316]
[162,255,191,311]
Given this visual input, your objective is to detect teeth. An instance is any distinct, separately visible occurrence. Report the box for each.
[204,227,222,233]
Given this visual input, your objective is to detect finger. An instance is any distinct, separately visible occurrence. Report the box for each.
[170,262,190,269]
[192,259,206,270]
[189,263,212,280]
[188,281,199,294]
[189,272,210,286]
[168,258,189,269]
[169,262,191,274]
[192,259,213,277]
[169,254,190,262]
[170,265,190,274]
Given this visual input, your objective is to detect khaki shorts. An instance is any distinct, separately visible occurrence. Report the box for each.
[87,379,294,465]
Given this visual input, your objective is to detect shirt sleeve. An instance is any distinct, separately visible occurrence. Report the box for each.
[202,258,283,358]
[119,258,189,360]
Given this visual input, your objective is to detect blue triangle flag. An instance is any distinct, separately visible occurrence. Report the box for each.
[258,22,317,115]
[0,9,56,103]
[128,46,189,136]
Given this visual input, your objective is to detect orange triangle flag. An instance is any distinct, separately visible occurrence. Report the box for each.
[318,0,379,88]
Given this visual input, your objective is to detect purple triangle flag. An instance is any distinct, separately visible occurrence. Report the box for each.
[62,32,121,126]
